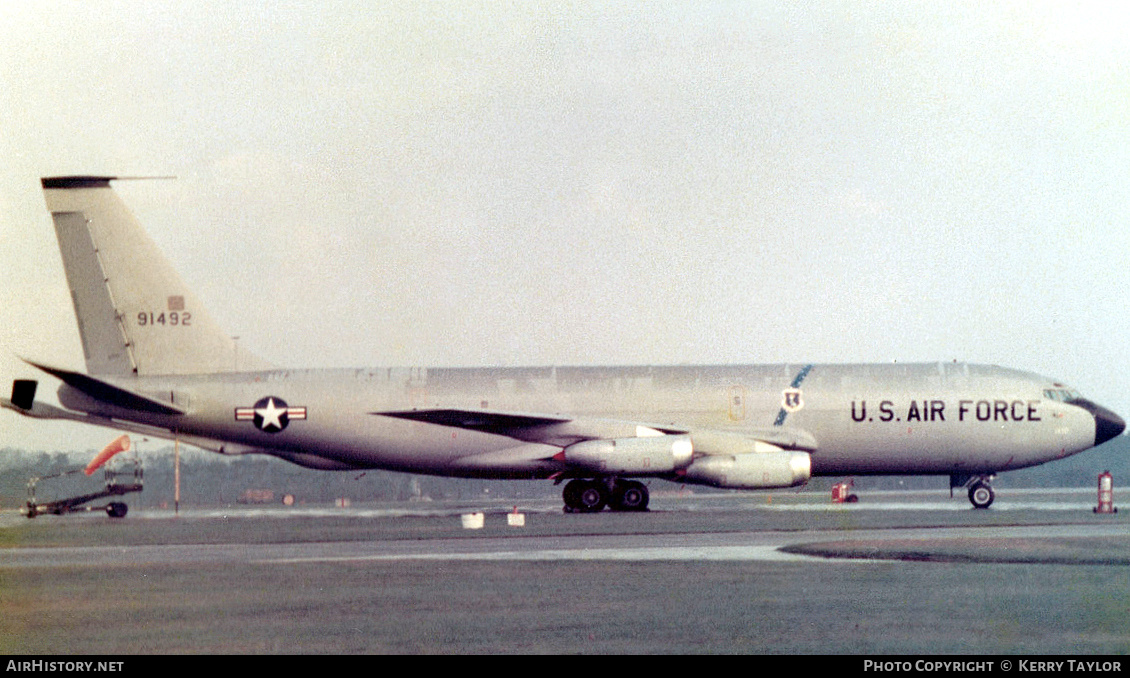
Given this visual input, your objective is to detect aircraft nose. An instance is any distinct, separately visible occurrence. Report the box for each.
[1095,406,1127,446]
[1069,399,1126,446]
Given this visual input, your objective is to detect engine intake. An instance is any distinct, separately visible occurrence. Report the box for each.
[563,434,694,474]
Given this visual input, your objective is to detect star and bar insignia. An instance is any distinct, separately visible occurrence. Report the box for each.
[235,396,307,433]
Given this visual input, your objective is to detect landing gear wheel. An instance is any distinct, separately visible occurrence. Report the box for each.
[968,482,994,509]
[563,479,607,513]
[575,481,607,513]
[563,479,583,511]
[106,502,128,518]
[611,480,649,512]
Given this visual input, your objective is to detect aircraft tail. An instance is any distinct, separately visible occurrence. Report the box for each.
[41,176,273,376]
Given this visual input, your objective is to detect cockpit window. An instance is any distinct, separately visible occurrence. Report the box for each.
[1044,388,1081,402]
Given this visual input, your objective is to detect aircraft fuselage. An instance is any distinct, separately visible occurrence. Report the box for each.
[7,176,1124,512]
[54,361,1103,479]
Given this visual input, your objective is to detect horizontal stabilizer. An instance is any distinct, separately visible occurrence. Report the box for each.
[24,360,184,415]
[1,397,90,421]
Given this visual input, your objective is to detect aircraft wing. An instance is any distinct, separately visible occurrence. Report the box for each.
[379,407,819,462]
[380,409,573,437]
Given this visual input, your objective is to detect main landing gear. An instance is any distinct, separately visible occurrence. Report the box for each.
[952,474,996,509]
[562,478,649,513]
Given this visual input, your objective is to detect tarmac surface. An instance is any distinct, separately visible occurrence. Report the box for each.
[4,487,1126,566]
[2,487,1129,654]
[3,515,1130,567]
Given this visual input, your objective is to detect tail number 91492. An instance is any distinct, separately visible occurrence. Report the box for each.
[137,311,192,327]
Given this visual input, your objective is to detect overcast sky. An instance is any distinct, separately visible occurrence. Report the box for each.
[3,1,1130,452]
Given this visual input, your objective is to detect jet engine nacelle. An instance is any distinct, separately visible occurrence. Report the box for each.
[682,450,812,489]
[563,434,694,474]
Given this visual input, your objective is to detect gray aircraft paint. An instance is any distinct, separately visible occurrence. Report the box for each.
[37,361,1103,475]
[3,178,1123,509]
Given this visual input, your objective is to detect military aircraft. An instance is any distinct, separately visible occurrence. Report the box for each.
[2,176,1123,510]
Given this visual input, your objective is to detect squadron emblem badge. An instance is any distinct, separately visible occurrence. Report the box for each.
[781,388,804,414]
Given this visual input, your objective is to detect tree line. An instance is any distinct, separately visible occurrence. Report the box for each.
[1,434,1125,509]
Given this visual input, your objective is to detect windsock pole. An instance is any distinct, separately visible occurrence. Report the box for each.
[174,434,181,516]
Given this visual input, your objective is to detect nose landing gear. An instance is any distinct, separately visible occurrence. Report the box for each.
[952,473,996,509]
[968,480,995,509]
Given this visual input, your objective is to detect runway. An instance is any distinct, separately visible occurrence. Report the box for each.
[2,488,1129,654]
[3,519,1130,567]
[3,487,1126,566]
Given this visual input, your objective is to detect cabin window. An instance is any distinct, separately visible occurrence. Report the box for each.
[1043,388,1081,402]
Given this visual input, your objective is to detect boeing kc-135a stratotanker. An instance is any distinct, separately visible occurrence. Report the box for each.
[3,176,1124,510]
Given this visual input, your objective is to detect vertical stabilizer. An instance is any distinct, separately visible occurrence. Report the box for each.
[42,176,273,376]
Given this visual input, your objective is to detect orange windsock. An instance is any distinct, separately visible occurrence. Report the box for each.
[85,435,131,476]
